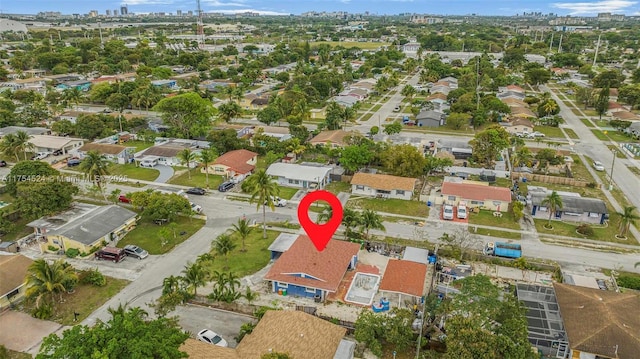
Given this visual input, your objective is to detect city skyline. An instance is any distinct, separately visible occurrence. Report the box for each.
[2,0,640,17]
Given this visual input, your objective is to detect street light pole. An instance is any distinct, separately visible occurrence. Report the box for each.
[609,149,616,191]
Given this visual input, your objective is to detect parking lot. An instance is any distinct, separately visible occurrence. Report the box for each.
[175,304,255,348]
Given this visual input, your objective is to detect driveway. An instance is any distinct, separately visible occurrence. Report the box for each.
[0,311,63,353]
[175,304,254,348]
[153,164,174,183]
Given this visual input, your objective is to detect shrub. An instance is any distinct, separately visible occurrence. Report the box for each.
[62,274,79,292]
[616,274,640,290]
[31,302,53,319]
[47,245,59,252]
[79,268,106,287]
[576,224,594,236]
[586,182,597,188]
[66,248,80,258]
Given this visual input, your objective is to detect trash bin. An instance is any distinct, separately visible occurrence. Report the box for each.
[278,289,283,295]
[314,295,321,303]
[522,178,528,183]
[282,289,287,296]
[427,201,432,207]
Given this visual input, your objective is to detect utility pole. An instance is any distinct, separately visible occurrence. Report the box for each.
[609,149,616,190]
[476,57,480,111]
[196,0,204,49]
[558,33,563,53]
[593,33,601,67]
[549,32,554,52]
[416,244,439,359]
[98,21,103,47]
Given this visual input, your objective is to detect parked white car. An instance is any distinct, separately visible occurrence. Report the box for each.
[197,329,228,347]
[32,152,51,160]
[457,202,468,219]
[190,202,202,213]
[443,205,454,220]
[593,161,605,171]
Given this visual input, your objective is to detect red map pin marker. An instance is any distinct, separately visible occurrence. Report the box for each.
[298,190,343,252]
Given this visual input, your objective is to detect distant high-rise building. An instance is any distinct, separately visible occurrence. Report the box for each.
[106,9,111,16]
[188,10,193,16]
[88,10,98,17]
[177,10,182,16]
[120,5,128,15]
[113,9,119,16]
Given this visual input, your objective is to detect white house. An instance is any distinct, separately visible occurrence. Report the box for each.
[266,163,332,189]
[77,143,135,164]
[350,172,416,200]
[28,135,84,154]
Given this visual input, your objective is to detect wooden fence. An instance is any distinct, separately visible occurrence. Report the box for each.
[510,172,591,187]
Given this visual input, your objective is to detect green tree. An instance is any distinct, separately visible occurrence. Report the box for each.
[78,150,110,195]
[618,84,640,110]
[617,206,639,238]
[401,84,417,99]
[446,112,471,130]
[153,92,216,138]
[339,144,372,173]
[25,259,78,309]
[257,105,280,126]
[5,160,58,196]
[0,133,21,162]
[423,154,453,175]
[524,67,551,85]
[512,201,525,222]
[51,119,75,136]
[61,87,82,110]
[198,148,218,188]
[105,92,130,132]
[37,306,189,359]
[218,101,243,123]
[177,148,197,180]
[542,191,563,228]
[232,218,253,252]
[360,209,385,239]
[181,261,207,297]
[246,169,279,239]
[140,192,191,222]
[538,99,560,118]
[470,125,511,167]
[342,208,362,240]
[595,86,610,120]
[13,130,34,161]
[213,234,237,269]
[383,121,402,135]
[317,205,333,225]
[592,70,624,88]
[15,181,79,220]
[381,144,427,178]
[75,115,106,140]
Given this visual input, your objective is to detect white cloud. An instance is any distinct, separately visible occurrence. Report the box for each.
[214,8,289,15]
[202,0,246,6]
[552,0,637,15]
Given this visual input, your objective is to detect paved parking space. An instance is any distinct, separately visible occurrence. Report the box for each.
[0,310,63,353]
[175,304,255,348]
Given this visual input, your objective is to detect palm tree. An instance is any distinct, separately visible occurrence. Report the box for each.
[198,148,217,188]
[181,262,208,297]
[243,287,259,305]
[25,259,77,308]
[360,209,385,239]
[79,150,110,192]
[213,233,237,269]
[246,169,279,239]
[162,275,184,295]
[218,101,242,123]
[617,206,639,238]
[541,191,563,229]
[317,205,333,224]
[232,218,253,252]
[178,148,197,180]
[14,130,34,160]
[62,87,82,110]
[0,133,20,162]
[342,208,362,240]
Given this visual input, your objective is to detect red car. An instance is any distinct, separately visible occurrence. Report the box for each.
[118,195,131,203]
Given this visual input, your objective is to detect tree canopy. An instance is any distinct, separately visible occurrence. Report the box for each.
[153,92,216,138]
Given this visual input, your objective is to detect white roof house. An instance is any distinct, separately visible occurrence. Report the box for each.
[266,162,333,189]
[28,135,84,153]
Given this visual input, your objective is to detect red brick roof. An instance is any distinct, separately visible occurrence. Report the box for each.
[506,85,525,93]
[379,259,427,297]
[441,182,512,202]
[264,236,361,292]
[213,149,257,174]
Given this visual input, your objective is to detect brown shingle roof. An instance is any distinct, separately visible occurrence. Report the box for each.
[501,98,528,108]
[510,106,536,118]
[553,283,640,359]
[426,93,448,101]
[309,130,354,147]
[213,149,257,174]
[79,143,128,155]
[141,145,184,158]
[612,111,639,121]
[179,338,239,359]
[237,310,346,359]
[351,172,416,192]
[264,236,360,292]
[379,259,427,297]
[0,254,33,296]
[441,182,512,202]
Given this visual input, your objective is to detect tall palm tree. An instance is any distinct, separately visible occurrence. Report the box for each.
[218,101,242,123]
[342,208,362,240]
[232,218,253,252]
[14,130,34,160]
[360,209,385,239]
[213,233,237,269]
[25,259,77,308]
[181,262,207,297]
[79,150,110,194]
[317,205,333,224]
[62,87,82,110]
[541,191,563,228]
[198,148,217,188]
[0,133,21,162]
[178,148,197,180]
[617,206,639,238]
[246,169,279,239]
[162,275,184,295]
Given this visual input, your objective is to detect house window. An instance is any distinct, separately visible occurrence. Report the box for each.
[278,283,288,289]
[396,190,405,195]
[305,287,316,294]
[355,185,365,190]
[492,201,502,206]
[377,190,391,195]
[538,206,548,212]
[471,201,484,206]
[588,212,600,218]
[448,196,456,201]
[288,179,300,185]
[6,288,19,300]
[564,212,581,216]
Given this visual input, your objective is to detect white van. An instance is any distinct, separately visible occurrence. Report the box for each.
[457,201,467,219]
[140,158,158,168]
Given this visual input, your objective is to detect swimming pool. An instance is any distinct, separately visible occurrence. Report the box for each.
[344,272,380,306]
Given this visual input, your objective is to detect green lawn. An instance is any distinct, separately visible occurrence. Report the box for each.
[124,140,154,153]
[607,146,627,159]
[535,126,565,138]
[168,170,225,189]
[275,186,299,200]
[472,227,522,240]
[20,276,129,326]
[564,128,580,139]
[591,129,636,143]
[591,129,608,141]
[570,155,596,182]
[204,229,279,277]
[117,216,206,254]
[347,198,429,217]
[580,118,594,127]
[534,217,637,244]
[325,181,352,194]
[468,209,521,230]
[2,348,32,359]
[108,163,159,182]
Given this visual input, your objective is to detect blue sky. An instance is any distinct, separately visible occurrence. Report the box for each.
[2,0,640,16]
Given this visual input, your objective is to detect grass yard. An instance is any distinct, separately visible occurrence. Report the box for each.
[118,216,206,254]
[591,129,609,141]
[535,126,565,138]
[124,140,154,153]
[534,217,637,244]
[570,155,596,182]
[580,118,594,127]
[312,41,390,50]
[564,128,580,139]
[607,146,627,159]
[168,170,225,189]
[204,229,279,277]
[347,198,429,217]
[472,227,522,240]
[467,209,521,230]
[2,348,32,359]
[592,129,636,143]
[20,276,129,326]
[276,186,299,200]
[108,163,159,182]
[325,181,352,194]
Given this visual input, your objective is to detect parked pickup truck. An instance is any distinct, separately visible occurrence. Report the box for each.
[483,242,521,259]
